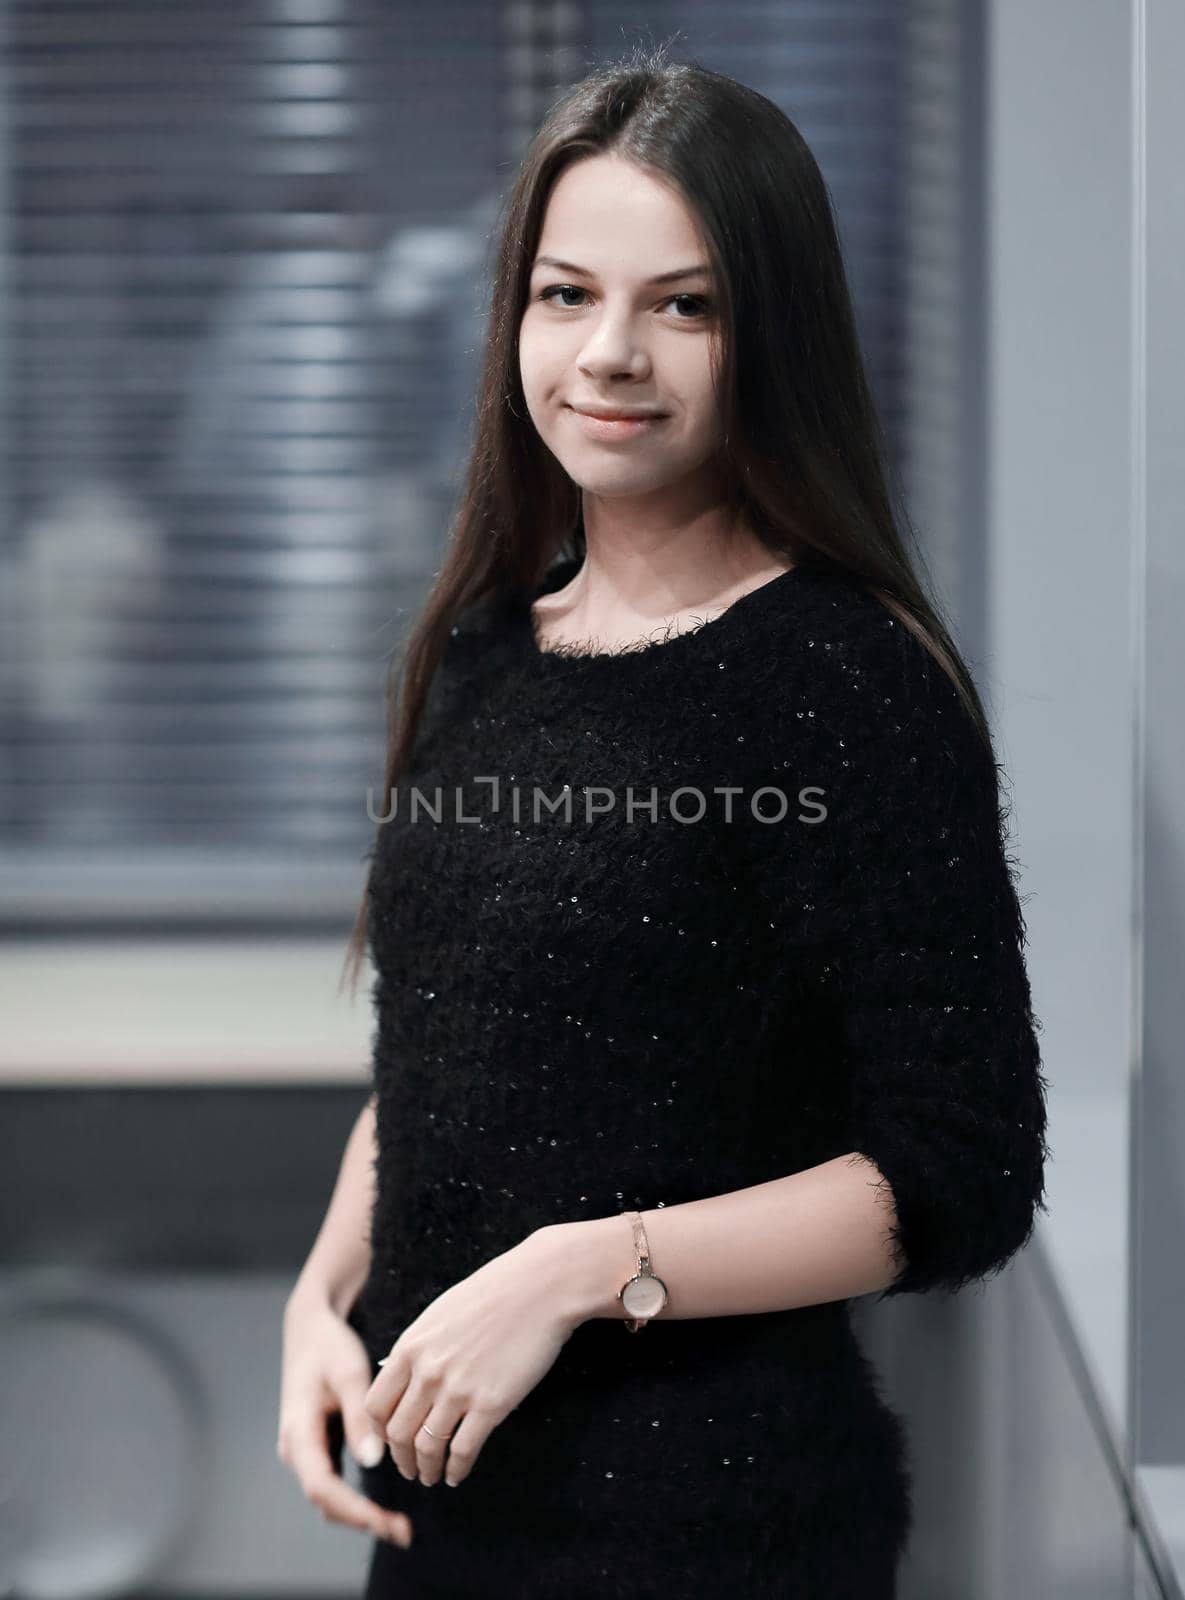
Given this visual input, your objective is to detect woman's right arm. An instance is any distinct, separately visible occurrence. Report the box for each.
[278,1094,414,1550]
[285,1091,378,1321]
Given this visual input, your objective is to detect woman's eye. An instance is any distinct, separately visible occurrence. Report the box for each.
[537,285,711,319]
[538,284,588,310]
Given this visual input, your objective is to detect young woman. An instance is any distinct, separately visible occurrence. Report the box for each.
[278,49,1050,1598]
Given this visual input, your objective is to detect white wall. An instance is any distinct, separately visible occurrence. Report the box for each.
[987,0,1137,1448]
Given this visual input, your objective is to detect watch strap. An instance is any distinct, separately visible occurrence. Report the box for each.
[621,1209,666,1332]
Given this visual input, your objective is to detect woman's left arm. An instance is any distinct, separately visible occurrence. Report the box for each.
[538,1152,929,1325]
[542,612,1052,1322]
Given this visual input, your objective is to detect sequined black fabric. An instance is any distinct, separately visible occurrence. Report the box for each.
[349,556,1050,1598]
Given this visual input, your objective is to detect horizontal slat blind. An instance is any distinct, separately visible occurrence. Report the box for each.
[900,0,987,656]
[1,0,911,927]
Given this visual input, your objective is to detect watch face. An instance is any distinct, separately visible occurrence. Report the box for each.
[621,1273,668,1319]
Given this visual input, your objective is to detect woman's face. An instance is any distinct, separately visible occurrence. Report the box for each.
[518,154,725,503]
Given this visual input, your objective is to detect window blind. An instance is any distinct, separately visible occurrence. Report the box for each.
[1,0,916,929]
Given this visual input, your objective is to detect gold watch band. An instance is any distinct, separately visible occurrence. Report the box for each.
[622,1209,664,1332]
[629,1210,650,1271]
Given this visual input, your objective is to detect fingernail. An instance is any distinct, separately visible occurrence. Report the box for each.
[357,1434,385,1468]
[445,1475,457,1488]
[390,1520,412,1549]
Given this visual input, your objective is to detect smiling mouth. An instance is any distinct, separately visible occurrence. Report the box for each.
[567,406,670,437]
[570,407,668,421]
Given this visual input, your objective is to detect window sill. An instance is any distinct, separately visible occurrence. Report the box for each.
[0,939,374,1085]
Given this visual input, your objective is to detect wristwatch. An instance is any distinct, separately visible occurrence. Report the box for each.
[617,1210,669,1332]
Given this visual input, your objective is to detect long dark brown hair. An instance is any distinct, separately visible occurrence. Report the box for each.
[340,44,995,1000]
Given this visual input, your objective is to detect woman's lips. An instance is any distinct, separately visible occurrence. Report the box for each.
[567,406,669,441]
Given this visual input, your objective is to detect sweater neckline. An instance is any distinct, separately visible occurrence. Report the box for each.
[517,555,809,666]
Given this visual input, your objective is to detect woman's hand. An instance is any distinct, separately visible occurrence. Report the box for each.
[363,1227,581,1489]
[277,1289,414,1550]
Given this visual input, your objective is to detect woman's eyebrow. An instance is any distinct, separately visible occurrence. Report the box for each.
[531,256,712,285]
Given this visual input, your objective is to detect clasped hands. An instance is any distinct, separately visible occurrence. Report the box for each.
[363,1223,587,1488]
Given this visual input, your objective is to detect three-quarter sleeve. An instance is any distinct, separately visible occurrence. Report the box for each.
[745,598,1051,1300]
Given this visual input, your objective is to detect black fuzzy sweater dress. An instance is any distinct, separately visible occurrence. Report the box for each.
[349,555,1050,1599]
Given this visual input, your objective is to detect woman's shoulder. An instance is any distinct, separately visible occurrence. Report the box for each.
[748,565,992,784]
[764,565,950,690]
[428,581,526,682]
[398,587,516,757]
